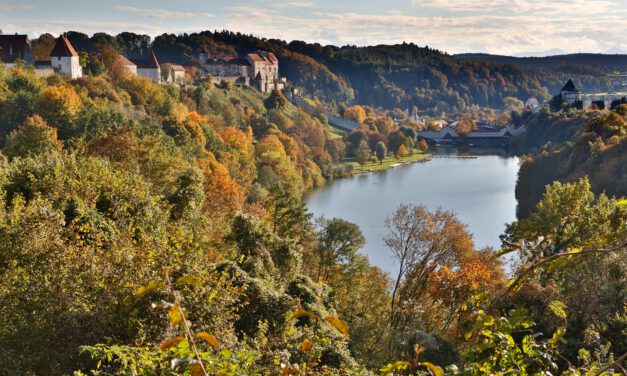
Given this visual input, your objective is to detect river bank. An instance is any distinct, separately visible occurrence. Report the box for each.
[335,151,431,176]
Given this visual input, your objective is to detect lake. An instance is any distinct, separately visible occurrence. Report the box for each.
[305,154,520,275]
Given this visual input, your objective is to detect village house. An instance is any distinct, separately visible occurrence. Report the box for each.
[560,79,583,105]
[50,35,82,79]
[115,55,138,76]
[199,49,285,93]
[129,49,161,83]
[167,64,186,84]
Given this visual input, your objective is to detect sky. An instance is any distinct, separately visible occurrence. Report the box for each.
[1,0,626,56]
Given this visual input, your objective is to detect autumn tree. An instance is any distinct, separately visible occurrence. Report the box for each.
[456,118,475,135]
[396,144,408,159]
[417,138,429,152]
[384,204,475,331]
[35,84,83,137]
[344,105,366,124]
[387,130,410,155]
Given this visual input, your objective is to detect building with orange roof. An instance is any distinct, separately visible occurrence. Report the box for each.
[50,35,82,79]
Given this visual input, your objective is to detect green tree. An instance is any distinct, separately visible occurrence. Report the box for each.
[264,89,287,111]
[375,141,387,164]
[314,217,365,282]
[355,139,370,167]
[4,115,62,158]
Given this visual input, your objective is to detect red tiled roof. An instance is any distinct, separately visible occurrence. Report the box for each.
[170,64,185,71]
[50,35,78,57]
[266,52,278,63]
[247,53,265,63]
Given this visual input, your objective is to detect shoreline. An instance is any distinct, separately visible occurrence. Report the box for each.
[334,152,432,177]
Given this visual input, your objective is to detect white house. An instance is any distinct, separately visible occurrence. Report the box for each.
[50,35,82,79]
[115,54,137,76]
[130,50,161,83]
[168,64,186,84]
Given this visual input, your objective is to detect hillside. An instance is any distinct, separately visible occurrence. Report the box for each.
[511,104,627,217]
[31,31,621,114]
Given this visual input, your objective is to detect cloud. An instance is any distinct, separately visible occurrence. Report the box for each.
[0,2,33,11]
[115,5,214,20]
[6,2,627,56]
[412,0,619,16]
[216,5,627,55]
[270,1,316,8]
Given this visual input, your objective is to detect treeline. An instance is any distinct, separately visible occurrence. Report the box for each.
[456,52,627,71]
[30,31,616,114]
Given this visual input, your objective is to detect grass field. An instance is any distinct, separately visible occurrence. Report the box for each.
[338,151,431,174]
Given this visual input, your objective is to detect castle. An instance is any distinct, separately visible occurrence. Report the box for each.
[199,49,285,93]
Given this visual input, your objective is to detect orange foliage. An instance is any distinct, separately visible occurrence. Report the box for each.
[195,153,245,218]
[344,105,367,124]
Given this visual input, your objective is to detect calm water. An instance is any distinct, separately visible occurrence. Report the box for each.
[305,155,520,275]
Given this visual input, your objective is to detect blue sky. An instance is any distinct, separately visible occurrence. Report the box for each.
[1,0,626,56]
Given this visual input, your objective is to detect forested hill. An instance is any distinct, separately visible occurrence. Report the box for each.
[455,53,627,71]
[36,30,619,113]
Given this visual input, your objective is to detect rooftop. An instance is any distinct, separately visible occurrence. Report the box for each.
[561,79,580,92]
[50,35,78,58]
[0,34,30,63]
[130,49,160,69]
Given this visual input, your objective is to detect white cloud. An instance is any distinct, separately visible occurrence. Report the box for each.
[412,0,619,15]
[114,5,214,20]
[215,5,627,55]
[0,2,33,11]
[6,2,627,56]
[270,1,316,9]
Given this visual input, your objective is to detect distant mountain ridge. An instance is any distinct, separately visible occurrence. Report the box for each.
[454,53,627,71]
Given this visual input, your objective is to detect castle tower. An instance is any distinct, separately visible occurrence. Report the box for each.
[50,35,82,79]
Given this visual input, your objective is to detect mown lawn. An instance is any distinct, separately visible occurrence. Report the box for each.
[339,150,431,173]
